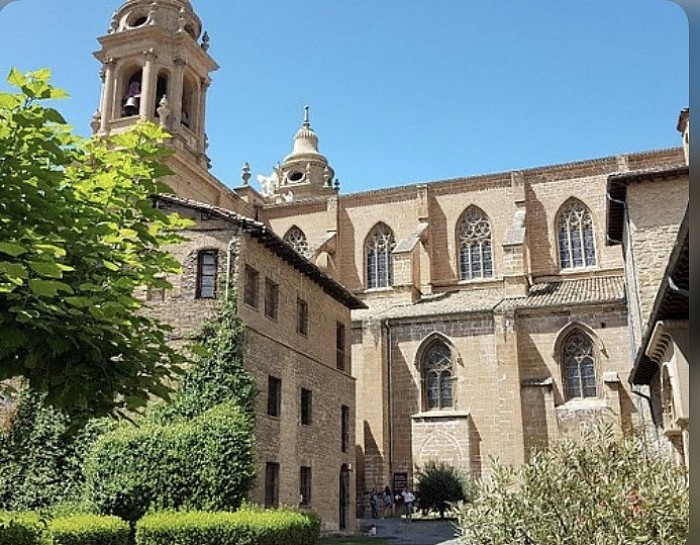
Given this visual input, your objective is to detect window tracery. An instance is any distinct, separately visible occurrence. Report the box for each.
[458,207,493,280]
[366,223,395,289]
[284,226,311,259]
[562,330,597,399]
[422,340,453,410]
[557,200,596,269]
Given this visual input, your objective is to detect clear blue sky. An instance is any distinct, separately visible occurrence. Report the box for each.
[0,0,689,193]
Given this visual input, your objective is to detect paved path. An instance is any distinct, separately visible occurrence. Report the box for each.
[358,516,462,545]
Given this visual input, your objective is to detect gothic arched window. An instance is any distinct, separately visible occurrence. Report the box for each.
[458,206,493,280]
[562,330,597,399]
[557,199,596,269]
[284,226,310,259]
[365,223,396,289]
[422,340,453,410]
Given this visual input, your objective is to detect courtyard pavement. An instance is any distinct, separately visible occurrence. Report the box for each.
[358,516,462,545]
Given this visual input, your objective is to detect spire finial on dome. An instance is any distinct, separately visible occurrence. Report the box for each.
[303,105,310,128]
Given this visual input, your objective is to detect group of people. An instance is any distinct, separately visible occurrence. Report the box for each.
[368,485,416,521]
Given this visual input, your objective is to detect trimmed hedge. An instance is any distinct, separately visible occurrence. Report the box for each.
[49,514,130,545]
[85,402,255,522]
[135,508,322,545]
[0,512,50,545]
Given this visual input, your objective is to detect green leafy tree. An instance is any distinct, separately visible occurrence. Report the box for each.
[0,385,112,511]
[415,460,471,518]
[0,68,191,420]
[457,423,689,545]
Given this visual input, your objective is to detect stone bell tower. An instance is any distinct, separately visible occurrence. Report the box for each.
[92,0,218,172]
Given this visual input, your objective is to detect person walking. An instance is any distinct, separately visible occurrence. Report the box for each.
[402,488,415,522]
[382,486,393,518]
[369,489,379,519]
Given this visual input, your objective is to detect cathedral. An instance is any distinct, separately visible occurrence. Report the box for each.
[89,0,689,531]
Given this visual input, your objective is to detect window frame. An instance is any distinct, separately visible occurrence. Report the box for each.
[267,375,282,417]
[421,340,454,411]
[244,265,260,309]
[297,297,309,337]
[196,250,218,300]
[284,226,311,259]
[301,388,313,426]
[264,462,280,508]
[299,466,312,507]
[457,206,494,281]
[336,322,346,371]
[264,278,279,320]
[561,330,598,400]
[365,223,396,289]
[556,199,597,270]
[341,404,350,453]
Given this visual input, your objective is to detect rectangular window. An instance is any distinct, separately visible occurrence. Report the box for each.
[297,298,308,336]
[301,388,312,425]
[264,462,280,508]
[267,375,281,417]
[196,250,217,299]
[244,265,259,308]
[299,466,312,507]
[264,278,279,320]
[336,322,346,371]
[341,404,350,452]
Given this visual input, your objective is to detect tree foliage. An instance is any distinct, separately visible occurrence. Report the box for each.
[0,68,191,420]
[457,423,689,545]
[415,460,470,518]
[85,401,255,523]
[0,386,111,511]
[85,299,257,522]
[149,296,257,423]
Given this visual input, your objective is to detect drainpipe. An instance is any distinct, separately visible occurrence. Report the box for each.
[382,319,394,489]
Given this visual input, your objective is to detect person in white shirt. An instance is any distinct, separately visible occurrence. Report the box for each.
[401,489,415,521]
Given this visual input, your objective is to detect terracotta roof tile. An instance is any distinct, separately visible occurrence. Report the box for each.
[497,276,626,311]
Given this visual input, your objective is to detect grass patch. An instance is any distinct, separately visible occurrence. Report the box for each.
[316,537,392,545]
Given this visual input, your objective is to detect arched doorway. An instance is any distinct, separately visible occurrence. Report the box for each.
[339,464,350,530]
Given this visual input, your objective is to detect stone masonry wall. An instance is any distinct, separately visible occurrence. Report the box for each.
[143,204,357,532]
[624,176,688,336]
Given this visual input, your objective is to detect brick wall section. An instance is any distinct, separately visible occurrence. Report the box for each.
[142,204,357,532]
[624,176,688,337]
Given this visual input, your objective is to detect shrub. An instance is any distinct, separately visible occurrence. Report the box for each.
[149,297,256,424]
[0,388,79,511]
[415,461,471,518]
[0,512,50,545]
[457,423,689,545]
[135,508,321,545]
[0,387,115,512]
[49,514,130,545]
[85,402,255,522]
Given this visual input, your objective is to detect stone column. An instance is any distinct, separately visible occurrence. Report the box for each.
[139,49,157,120]
[198,78,210,148]
[99,58,117,135]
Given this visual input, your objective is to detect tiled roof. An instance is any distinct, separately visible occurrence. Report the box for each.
[496,276,626,311]
[155,194,366,310]
[353,287,503,322]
